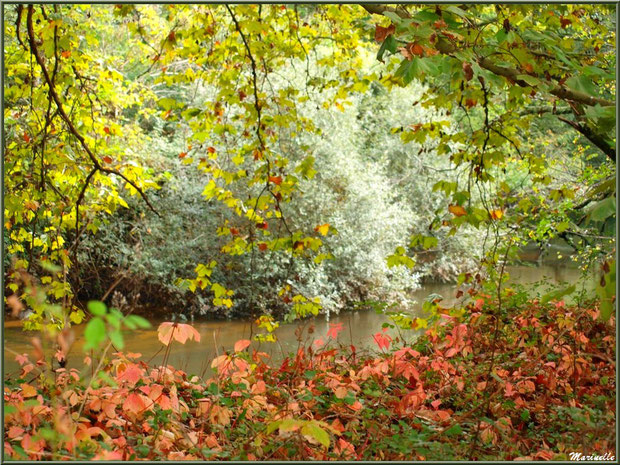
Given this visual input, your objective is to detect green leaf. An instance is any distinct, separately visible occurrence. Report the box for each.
[87,300,107,317]
[566,75,597,97]
[84,317,106,351]
[377,34,397,62]
[516,74,540,87]
[126,315,151,329]
[444,5,469,19]
[301,422,330,448]
[541,285,576,305]
[444,424,462,436]
[588,197,616,223]
[109,329,124,350]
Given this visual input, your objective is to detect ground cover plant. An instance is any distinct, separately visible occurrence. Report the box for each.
[3,293,615,460]
[2,2,616,461]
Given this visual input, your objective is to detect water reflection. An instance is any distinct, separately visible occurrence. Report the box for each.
[3,264,595,376]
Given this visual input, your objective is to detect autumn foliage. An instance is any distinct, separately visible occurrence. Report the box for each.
[4,298,615,460]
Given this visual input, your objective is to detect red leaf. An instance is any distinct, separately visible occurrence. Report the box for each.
[178,152,187,159]
[327,322,344,340]
[268,175,283,186]
[465,98,477,108]
[103,126,111,135]
[102,156,113,164]
[258,242,268,251]
[257,222,268,230]
[372,331,392,351]
[462,62,473,81]
[207,146,216,154]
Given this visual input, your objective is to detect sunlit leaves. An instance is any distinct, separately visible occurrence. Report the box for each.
[157,322,201,346]
[84,318,106,351]
[386,246,416,269]
[234,339,251,352]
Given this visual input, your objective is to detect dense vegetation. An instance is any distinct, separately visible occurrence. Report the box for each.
[2,3,616,461]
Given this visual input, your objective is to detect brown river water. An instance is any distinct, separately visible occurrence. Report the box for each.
[3,264,595,377]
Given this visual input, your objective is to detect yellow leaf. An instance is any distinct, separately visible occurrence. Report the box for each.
[490,209,503,220]
[315,223,330,236]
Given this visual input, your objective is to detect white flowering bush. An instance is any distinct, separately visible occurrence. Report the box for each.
[79,60,481,318]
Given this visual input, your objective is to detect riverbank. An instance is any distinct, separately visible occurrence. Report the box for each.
[3,296,614,461]
[4,264,596,375]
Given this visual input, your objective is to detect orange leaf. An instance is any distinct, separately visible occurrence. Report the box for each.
[448,205,467,217]
[123,392,147,414]
[258,242,268,251]
[334,386,348,399]
[465,98,477,108]
[102,156,113,164]
[117,363,143,386]
[20,383,37,398]
[234,339,251,352]
[61,50,71,58]
[103,126,111,135]
[22,133,31,143]
[178,152,187,159]
[207,146,216,154]
[269,175,283,186]
[375,24,395,43]
[314,223,329,236]
[157,322,201,346]
[7,426,24,439]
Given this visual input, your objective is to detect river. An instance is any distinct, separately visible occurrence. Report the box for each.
[3,264,596,377]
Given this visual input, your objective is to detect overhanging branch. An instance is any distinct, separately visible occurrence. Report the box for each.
[362,4,615,109]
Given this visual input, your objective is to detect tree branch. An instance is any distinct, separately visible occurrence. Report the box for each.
[361,3,411,18]
[557,116,616,162]
[26,5,160,216]
[362,4,616,109]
